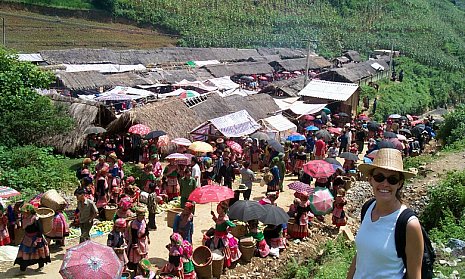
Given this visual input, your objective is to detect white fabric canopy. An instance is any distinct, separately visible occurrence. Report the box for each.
[208,110,261,137]
[273,99,326,116]
[299,80,359,101]
[105,86,155,98]
[205,77,240,91]
[262,114,296,132]
[174,79,217,92]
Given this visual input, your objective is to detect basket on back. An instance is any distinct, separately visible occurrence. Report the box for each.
[41,189,67,211]
[36,207,55,234]
[193,245,212,279]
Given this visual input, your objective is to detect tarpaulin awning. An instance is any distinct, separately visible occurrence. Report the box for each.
[261,114,296,132]
[204,76,240,91]
[174,79,217,92]
[299,80,359,101]
[191,110,260,137]
[274,99,326,116]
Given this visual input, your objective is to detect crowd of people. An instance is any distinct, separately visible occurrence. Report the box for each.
[0,107,439,278]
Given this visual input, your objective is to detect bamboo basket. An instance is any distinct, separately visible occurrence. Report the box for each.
[211,249,224,278]
[104,204,118,221]
[36,207,55,234]
[166,208,183,228]
[14,227,25,245]
[230,222,248,239]
[41,189,67,211]
[239,237,255,262]
[193,246,212,279]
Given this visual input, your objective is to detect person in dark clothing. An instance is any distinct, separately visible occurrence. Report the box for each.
[355,127,367,153]
[338,131,349,154]
[217,157,235,188]
[306,133,315,154]
[372,98,377,114]
[131,134,141,163]
[398,69,404,82]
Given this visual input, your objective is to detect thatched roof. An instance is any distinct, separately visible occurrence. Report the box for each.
[343,50,362,62]
[39,47,265,65]
[260,76,306,97]
[106,98,203,138]
[203,62,274,78]
[55,71,114,90]
[190,93,280,122]
[256,48,306,59]
[39,94,116,154]
[105,72,154,87]
[272,57,331,72]
[319,59,389,83]
[145,68,213,84]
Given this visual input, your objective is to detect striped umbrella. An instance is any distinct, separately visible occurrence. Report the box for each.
[0,186,20,199]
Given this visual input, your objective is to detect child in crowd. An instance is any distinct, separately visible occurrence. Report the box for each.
[0,204,11,246]
[332,188,347,229]
[107,218,128,270]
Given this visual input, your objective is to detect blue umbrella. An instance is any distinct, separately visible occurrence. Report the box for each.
[363,157,373,164]
[287,134,306,142]
[305,125,320,131]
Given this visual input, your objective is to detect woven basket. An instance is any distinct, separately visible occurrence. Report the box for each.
[36,207,55,234]
[104,204,118,221]
[14,227,25,245]
[41,190,67,212]
[230,222,248,239]
[193,246,212,279]
[211,249,224,278]
[239,237,255,262]
[167,208,183,228]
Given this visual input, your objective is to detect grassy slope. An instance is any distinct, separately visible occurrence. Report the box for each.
[108,0,465,70]
[0,9,177,52]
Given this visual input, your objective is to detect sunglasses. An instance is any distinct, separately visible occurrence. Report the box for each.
[372,173,401,185]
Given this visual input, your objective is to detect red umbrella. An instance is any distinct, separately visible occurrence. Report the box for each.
[60,241,123,279]
[128,124,151,135]
[157,135,170,147]
[0,186,21,199]
[303,160,336,178]
[302,115,315,121]
[358,115,370,121]
[226,140,243,154]
[328,127,342,135]
[309,187,334,215]
[188,185,235,204]
[287,181,314,194]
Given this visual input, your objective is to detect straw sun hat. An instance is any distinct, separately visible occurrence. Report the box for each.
[358,148,415,180]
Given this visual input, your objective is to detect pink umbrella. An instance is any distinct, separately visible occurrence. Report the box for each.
[60,241,123,279]
[0,186,21,199]
[188,185,235,204]
[157,135,170,147]
[226,140,243,154]
[366,150,378,160]
[287,181,314,194]
[328,127,342,135]
[171,138,192,146]
[302,115,315,121]
[388,138,404,151]
[128,124,151,135]
[303,160,336,178]
[309,187,334,215]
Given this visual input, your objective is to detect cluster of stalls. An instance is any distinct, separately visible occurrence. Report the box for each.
[22,47,392,154]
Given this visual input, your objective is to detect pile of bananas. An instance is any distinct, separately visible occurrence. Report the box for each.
[94,221,114,233]
[156,199,181,214]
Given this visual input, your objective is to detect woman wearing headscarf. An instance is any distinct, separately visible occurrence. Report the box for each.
[127,208,150,271]
[163,159,180,200]
[107,218,128,270]
[14,204,51,272]
[173,202,194,244]
[347,149,423,279]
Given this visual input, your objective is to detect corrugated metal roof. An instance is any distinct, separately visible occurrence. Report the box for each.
[298,80,359,101]
[18,53,43,62]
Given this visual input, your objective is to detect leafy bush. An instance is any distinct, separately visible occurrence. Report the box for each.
[429,209,465,243]
[437,105,465,145]
[421,170,465,231]
[0,145,78,200]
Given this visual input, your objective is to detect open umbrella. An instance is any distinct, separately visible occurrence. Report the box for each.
[250,131,269,141]
[171,138,192,146]
[144,130,167,140]
[226,141,243,154]
[309,187,334,215]
[287,181,314,194]
[266,139,284,153]
[411,124,426,137]
[383,131,397,139]
[165,153,189,160]
[358,115,370,121]
[258,205,290,225]
[228,200,267,222]
[388,138,404,151]
[328,127,342,135]
[157,135,170,147]
[305,125,319,131]
[128,124,151,135]
[60,241,123,279]
[83,126,106,135]
[366,150,378,160]
[189,141,213,153]
[315,130,331,142]
[389,114,402,119]
[397,134,407,141]
[188,185,235,204]
[324,158,342,167]
[0,186,21,199]
[303,160,336,178]
[339,152,359,161]
[399,129,412,136]
[302,115,315,121]
[287,133,306,142]
[322,107,331,114]
[367,121,380,132]
[377,140,396,149]
[337,112,349,117]
[241,75,254,81]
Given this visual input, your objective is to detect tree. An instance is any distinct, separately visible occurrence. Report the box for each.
[0,48,74,147]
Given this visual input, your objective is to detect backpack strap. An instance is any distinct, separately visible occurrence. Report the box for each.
[394,208,415,264]
[360,198,376,222]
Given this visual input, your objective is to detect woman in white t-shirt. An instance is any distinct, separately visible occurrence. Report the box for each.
[347,148,423,279]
